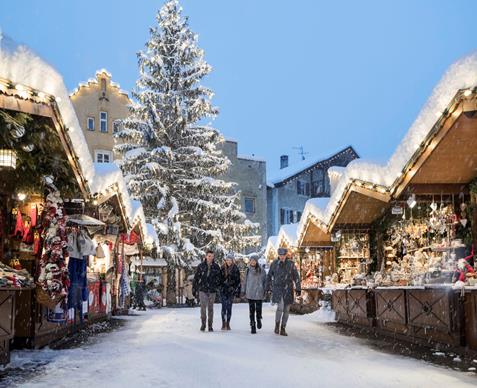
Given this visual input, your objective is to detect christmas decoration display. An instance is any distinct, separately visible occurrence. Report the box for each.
[336,232,370,285]
[37,184,70,306]
[114,0,259,276]
[0,261,33,288]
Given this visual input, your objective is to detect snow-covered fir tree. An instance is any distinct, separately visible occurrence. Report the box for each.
[115,0,260,280]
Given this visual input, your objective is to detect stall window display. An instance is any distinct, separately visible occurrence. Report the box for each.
[374,198,476,287]
[301,249,334,289]
[335,232,370,285]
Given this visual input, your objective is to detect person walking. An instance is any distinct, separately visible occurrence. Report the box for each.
[220,252,241,330]
[266,247,301,336]
[192,250,222,332]
[135,279,147,311]
[242,254,267,334]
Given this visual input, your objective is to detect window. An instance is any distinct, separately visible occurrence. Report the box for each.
[101,78,107,93]
[280,208,296,225]
[297,180,310,196]
[100,111,108,133]
[312,180,324,196]
[113,119,122,134]
[244,197,255,213]
[95,150,112,163]
[87,117,95,131]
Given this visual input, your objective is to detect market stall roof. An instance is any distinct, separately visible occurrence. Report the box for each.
[295,51,477,237]
[392,96,477,197]
[265,235,279,259]
[297,197,330,246]
[0,33,157,247]
[276,223,299,249]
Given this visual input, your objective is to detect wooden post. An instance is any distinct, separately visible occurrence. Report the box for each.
[139,243,144,282]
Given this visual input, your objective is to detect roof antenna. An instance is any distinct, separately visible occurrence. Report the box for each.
[293,146,309,161]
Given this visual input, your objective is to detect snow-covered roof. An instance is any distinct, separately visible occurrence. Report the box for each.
[295,51,477,240]
[0,32,96,186]
[69,68,129,98]
[265,235,279,258]
[0,33,156,247]
[268,146,357,186]
[277,223,299,247]
[328,166,345,196]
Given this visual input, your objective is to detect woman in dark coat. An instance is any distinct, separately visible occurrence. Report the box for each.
[220,253,241,330]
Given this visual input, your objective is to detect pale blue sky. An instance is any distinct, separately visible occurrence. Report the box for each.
[1,0,476,175]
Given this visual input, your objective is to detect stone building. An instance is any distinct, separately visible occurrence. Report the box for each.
[70,69,130,163]
[219,140,268,246]
[267,146,359,237]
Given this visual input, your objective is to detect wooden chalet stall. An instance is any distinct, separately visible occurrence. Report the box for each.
[0,37,156,360]
[324,182,390,327]
[321,57,477,350]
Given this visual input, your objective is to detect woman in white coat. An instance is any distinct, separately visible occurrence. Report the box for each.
[242,254,267,334]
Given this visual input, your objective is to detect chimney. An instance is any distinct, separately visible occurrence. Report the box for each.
[280,155,289,169]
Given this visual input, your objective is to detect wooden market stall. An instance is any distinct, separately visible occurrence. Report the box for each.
[0,49,156,358]
[326,87,477,350]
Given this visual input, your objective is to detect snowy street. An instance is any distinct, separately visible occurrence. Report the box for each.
[3,304,476,388]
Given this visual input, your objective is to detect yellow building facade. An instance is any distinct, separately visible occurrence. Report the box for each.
[70,69,131,163]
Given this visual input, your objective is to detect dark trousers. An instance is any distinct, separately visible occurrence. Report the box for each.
[248,300,263,325]
[221,294,234,322]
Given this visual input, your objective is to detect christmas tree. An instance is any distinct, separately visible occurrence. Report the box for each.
[115,0,259,294]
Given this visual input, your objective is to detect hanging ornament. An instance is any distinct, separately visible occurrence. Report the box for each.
[22,144,34,152]
[11,125,25,139]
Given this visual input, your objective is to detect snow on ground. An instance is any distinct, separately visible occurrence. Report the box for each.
[5,304,477,388]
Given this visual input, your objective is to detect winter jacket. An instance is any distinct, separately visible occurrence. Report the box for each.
[221,264,241,297]
[266,258,301,305]
[193,260,222,295]
[242,265,267,300]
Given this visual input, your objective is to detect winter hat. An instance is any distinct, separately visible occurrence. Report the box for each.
[226,252,235,260]
[277,247,288,256]
[249,253,259,263]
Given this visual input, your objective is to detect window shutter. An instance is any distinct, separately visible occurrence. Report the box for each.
[297,211,302,222]
[280,208,285,225]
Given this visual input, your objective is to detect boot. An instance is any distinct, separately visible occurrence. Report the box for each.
[257,318,262,330]
[221,321,226,331]
[200,320,206,332]
[251,324,256,334]
[208,323,214,332]
[280,325,288,336]
[226,321,231,331]
[274,321,280,335]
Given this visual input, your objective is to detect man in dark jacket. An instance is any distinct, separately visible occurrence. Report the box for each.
[266,247,301,336]
[193,250,222,332]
